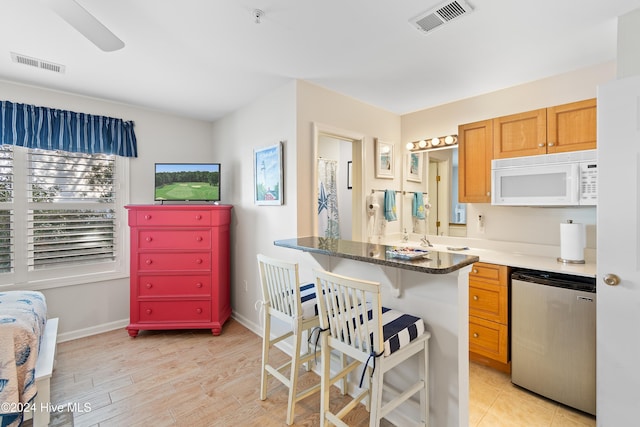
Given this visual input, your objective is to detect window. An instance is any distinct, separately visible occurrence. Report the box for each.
[0,145,129,289]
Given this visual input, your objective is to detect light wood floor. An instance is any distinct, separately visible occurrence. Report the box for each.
[49,319,597,426]
[50,319,383,427]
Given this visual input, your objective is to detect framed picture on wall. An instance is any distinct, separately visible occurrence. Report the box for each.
[375,138,394,179]
[254,141,284,205]
[406,152,423,183]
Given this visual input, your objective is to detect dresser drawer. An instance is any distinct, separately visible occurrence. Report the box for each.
[469,316,508,363]
[137,252,211,271]
[139,301,211,323]
[137,275,211,297]
[138,229,211,250]
[469,282,508,324]
[135,210,211,226]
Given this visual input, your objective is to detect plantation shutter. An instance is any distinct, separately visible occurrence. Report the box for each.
[0,146,14,273]
[27,149,117,270]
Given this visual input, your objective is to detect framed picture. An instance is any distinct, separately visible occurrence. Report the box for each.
[254,142,284,205]
[375,138,394,179]
[406,152,423,183]
[347,161,353,189]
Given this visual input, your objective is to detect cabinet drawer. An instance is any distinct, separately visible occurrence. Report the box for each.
[135,210,211,226]
[469,316,508,363]
[138,229,211,250]
[137,252,211,271]
[469,262,502,282]
[139,301,211,323]
[137,275,211,297]
[469,282,507,324]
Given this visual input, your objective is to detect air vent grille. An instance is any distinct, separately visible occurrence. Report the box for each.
[410,0,474,34]
[10,52,65,74]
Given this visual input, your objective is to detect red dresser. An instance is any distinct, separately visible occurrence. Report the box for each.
[125,204,232,337]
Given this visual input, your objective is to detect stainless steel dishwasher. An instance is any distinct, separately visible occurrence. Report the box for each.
[511,269,596,415]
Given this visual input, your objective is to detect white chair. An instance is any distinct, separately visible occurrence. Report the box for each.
[314,269,431,427]
[257,254,321,425]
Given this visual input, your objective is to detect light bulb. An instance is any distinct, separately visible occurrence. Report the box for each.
[431,137,441,146]
[406,142,415,150]
[418,140,427,148]
[444,135,455,145]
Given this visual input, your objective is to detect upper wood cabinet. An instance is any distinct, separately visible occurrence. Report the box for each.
[458,119,493,203]
[493,98,597,159]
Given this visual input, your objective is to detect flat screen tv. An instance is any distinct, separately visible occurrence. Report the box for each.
[154,163,221,202]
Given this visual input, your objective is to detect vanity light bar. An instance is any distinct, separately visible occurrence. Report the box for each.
[406,134,458,151]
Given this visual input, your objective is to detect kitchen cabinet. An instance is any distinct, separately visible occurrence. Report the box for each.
[469,262,511,373]
[125,204,232,337]
[458,119,493,203]
[493,98,597,159]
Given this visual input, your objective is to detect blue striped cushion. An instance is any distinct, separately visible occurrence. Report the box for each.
[299,283,319,320]
[378,307,424,356]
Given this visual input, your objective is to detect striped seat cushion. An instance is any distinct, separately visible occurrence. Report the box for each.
[377,307,424,356]
[299,283,319,320]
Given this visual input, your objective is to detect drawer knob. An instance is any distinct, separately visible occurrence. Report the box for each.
[473,332,479,338]
[538,143,545,147]
[146,309,152,315]
[196,236,203,242]
[472,269,478,274]
[146,237,152,242]
[196,308,203,314]
[196,282,203,288]
[145,283,152,289]
[195,259,203,264]
[473,295,479,301]
[144,214,152,220]
[195,214,202,220]
[548,142,555,147]
[145,259,152,265]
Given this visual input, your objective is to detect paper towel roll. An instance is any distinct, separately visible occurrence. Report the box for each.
[559,221,586,263]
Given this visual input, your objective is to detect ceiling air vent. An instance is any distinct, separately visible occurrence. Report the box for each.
[410,0,474,34]
[10,52,65,74]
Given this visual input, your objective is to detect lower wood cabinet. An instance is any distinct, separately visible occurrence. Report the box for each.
[469,262,511,373]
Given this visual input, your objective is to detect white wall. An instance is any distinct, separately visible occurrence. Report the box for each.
[401,62,616,250]
[0,79,214,339]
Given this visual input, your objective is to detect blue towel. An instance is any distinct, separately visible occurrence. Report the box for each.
[384,190,397,221]
[412,192,425,219]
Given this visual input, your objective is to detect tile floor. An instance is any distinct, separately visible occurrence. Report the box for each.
[469,362,596,426]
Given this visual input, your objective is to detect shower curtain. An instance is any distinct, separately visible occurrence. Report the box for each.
[317,159,340,238]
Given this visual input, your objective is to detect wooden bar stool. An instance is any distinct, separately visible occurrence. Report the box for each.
[314,269,431,427]
[257,254,321,425]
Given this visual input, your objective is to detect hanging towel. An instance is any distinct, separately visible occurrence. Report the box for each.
[413,192,426,219]
[384,190,397,221]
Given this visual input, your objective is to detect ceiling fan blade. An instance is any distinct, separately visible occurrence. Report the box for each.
[45,0,124,52]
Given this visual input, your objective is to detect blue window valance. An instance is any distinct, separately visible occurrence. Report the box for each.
[0,100,138,157]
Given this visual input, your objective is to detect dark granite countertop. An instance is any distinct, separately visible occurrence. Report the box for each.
[274,236,479,274]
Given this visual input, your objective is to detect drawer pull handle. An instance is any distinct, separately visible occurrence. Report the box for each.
[145,283,152,289]
[473,295,479,301]
[473,332,479,338]
[196,236,203,242]
[146,309,152,315]
[472,269,478,274]
[196,282,203,288]
[538,143,545,147]
[145,259,152,265]
[195,259,203,264]
[196,308,202,314]
[195,214,202,220]
[146,237,152,242]
[144,214,152,220]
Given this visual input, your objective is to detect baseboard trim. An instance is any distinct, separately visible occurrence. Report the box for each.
[57,319,128,343]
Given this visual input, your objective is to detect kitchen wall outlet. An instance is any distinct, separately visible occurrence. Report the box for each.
[478,214,485,234]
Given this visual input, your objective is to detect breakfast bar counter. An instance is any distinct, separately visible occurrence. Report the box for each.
[274,236,476,427]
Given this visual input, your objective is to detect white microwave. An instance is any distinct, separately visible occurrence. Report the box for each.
[491,150,597,206]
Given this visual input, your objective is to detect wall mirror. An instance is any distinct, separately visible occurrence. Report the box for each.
[401,145,467,237]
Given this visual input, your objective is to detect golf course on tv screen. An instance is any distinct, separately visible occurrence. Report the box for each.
[154,163,220,201]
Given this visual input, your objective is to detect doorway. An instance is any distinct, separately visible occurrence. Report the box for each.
[313,123,365,241]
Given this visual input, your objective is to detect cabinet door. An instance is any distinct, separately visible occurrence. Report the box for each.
[547,98,597,153]
[458,119,493,203]
[493,108,547,159]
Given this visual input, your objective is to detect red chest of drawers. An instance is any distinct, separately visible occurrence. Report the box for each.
[125,204,233,337]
